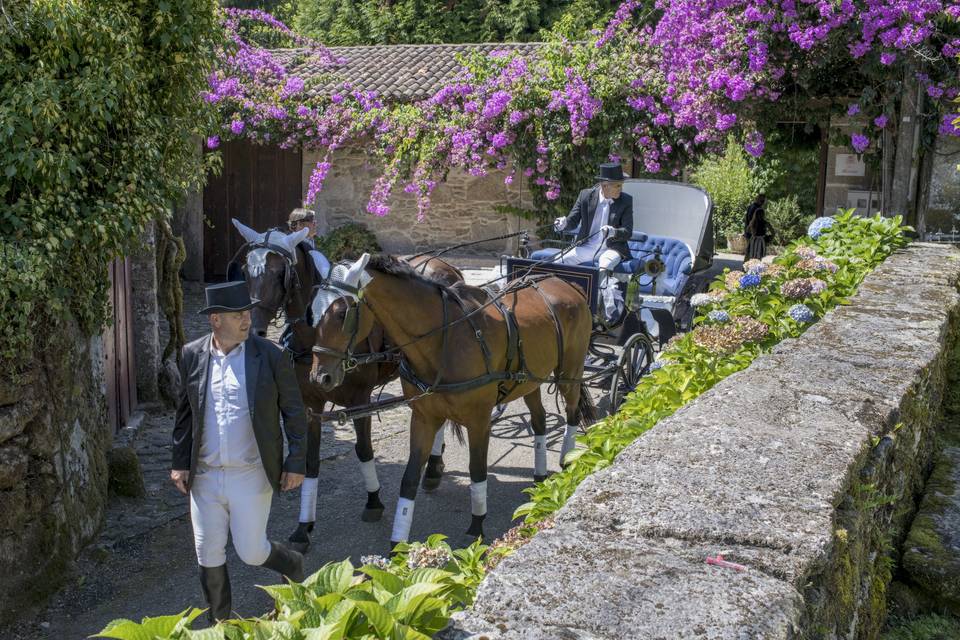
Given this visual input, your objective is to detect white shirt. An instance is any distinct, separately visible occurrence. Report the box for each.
[585,194,613,250]
[200,340,261,468]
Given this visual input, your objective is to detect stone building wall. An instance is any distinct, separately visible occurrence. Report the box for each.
[443,243,960,639]
[924,134,960,236]
[0,316,110,625]
[303,147,538,256]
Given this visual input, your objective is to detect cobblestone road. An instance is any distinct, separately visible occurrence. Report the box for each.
[7,255,736,639]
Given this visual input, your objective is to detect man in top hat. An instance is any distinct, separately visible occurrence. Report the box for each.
[171,281,308,623]
[553,162,634,319]
[288,207,331,280]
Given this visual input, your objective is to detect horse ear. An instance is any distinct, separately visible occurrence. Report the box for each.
[287,227,310,250]
[344,253,370,288]
[232,218,260,244]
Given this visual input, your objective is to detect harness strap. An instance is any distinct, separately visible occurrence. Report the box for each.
[529,280,566,385]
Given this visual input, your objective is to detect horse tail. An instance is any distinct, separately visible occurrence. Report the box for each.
[577,383,597,428]
[444,419,467,446]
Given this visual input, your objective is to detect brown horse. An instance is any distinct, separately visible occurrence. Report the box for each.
[309,253,595,548]
[230,220,463,552]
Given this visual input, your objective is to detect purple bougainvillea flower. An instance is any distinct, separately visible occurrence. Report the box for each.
[851,133,869,153]
[874,115,888,128]
[206,136,220,149]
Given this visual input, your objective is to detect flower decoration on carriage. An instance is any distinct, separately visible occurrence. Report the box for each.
[794,246,818,260]
[738,273,762,289]
[788,304,816,323]
[780,277,828,299]
[807,217,836,240]
[724,270,746,290]
[707,309,730,324]
[742,259,767,275]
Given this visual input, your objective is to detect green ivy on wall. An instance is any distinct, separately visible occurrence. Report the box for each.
[0,0,221,375]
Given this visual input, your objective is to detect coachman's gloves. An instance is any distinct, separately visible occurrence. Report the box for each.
[600,225,614,236]
[554,216,567,232]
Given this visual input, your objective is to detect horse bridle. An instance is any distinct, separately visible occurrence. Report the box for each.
[310,278,366,374]
[227,232,304,325]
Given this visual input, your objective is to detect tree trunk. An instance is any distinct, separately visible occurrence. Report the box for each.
[889,63,922,218]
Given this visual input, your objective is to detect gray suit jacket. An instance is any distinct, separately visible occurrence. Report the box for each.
[172,333,307,493]
[562,187,634,259]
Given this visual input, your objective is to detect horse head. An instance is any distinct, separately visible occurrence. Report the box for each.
[231,219,309,337]
[308,253,375,391]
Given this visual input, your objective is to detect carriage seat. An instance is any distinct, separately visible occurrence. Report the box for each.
[529,231,694,297]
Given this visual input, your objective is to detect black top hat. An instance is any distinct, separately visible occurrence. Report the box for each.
[596,162,626,182]
[199,281,260,315]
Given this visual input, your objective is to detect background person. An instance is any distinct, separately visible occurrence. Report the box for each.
[171,281,307,623]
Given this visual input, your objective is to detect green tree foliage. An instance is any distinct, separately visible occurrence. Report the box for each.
[0,0,220,373]
[294,0,623,45]
[690,137,762,239]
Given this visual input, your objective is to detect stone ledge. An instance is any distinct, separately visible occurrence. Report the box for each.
[443,243,960,639]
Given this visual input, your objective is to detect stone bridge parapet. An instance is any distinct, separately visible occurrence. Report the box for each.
[443,243,960,639]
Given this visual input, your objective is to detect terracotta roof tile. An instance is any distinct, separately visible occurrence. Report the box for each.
[274,42,543,102]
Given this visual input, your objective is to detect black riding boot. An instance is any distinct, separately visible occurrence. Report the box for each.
[199,564,232,624]
[261,541,304,583]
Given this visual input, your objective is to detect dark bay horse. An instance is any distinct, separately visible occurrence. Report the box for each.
[230,220,463,551]
[308,253,595,548]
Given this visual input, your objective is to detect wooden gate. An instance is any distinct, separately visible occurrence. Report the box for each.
[203,140,304,280]
[104,257,137,433]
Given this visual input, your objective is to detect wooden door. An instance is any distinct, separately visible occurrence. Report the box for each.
[104,257,137,433]
[203,141,303,280]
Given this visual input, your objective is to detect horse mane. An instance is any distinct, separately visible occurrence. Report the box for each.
[366,254,452,289]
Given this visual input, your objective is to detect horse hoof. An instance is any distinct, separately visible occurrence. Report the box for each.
[465,514,485,539]
[533,474,548,483]
[421,475,442,492]
[361,506,385,522]
[288,522,313,554]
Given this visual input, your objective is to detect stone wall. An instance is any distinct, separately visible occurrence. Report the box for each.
[0,316,110,625]
[131,223,160,403]
[303,147,538,256]
[443,243,960,639]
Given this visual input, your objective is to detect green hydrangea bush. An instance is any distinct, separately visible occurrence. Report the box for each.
[101,209,910,639]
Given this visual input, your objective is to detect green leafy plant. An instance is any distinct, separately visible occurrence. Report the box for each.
[0,0,220,375]
[690,137,761,240]
[765,195,814,247]
[317,222,382,262]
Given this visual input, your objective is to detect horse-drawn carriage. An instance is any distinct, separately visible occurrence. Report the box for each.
[226,178,713,550]
[501,179,714,411]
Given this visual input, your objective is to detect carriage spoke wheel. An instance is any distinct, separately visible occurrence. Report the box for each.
[607,333,654,412]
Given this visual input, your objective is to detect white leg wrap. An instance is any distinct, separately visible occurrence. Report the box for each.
[298,476,319,523]
[534,435,547,476]
[431,425,446,456]
[470,480,488,517]
[391,497,415,543]
[359,459,380,493]
[561,423,578,462]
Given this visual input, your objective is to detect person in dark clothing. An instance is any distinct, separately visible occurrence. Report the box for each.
[744,194,773,261]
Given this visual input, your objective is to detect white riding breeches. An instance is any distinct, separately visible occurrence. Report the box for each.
[555,247,623,320]
[190,464,273,567]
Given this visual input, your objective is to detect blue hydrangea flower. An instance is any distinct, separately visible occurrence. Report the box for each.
[739,273,762,289]
[707,310,730,323]
[788,303,815,323]
[649,358,674,371]
[807,217,836,239]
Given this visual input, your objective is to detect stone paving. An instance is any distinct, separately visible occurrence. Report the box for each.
[4,252,738,639]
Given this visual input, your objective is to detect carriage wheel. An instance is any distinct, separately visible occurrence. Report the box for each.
[607,333,655,412]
